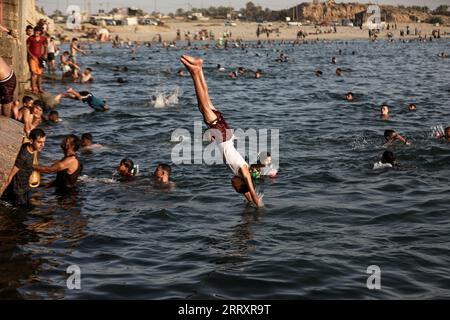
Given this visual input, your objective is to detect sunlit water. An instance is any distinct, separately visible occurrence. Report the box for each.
[1,39,450,299]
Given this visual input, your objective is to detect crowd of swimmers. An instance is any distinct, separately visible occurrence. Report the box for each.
[0,23,173,208]
[1,19,449,208]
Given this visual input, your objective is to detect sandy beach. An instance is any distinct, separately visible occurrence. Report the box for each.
[59,20,450,43]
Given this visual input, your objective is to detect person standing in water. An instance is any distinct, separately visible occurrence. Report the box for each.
[180,55,262,207]
[35,134,83,191]
[2,129,46,207]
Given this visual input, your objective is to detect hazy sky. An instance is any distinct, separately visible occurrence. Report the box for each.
[36,0,449,15]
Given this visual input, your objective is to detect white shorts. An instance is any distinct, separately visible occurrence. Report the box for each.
[217,136,248,177]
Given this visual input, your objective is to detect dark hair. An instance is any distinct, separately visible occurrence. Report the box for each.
[33,100,43,108]
[72,37,78,42]
[347,92,353,96]
[26,25,34,30]
[315,70,323,76]
[86,67,92,72]
[384,129,396,140]
[81,133,93,142]
[49,110,59,117]
[22,96,33,104]
[29,128,46,141]
[120,158,134,173]
[157,163,172,176]
[78,91,90,96]
[65,134,81,152]
[381,151,395,165]
[63,50,69,55]
[33,26,43,33]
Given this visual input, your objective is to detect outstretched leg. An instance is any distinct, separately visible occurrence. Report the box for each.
[180,55,218,124]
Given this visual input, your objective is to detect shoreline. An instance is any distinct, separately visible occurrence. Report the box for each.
[56,21,450,43]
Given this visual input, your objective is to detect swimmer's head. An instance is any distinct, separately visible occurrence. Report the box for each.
[29,128,46,152]
[445,127,450,140]
[48,110,59,123]
[336,68,343,76]
[315,70,323,77]
[229,71,237,79]
[85,67,92,74]
[231,176,249,194]
[177,69,185,76]
[72,37,78,43]
[61,134,81,153]
[154,163,171,183]
[118,158,134,177]
[380,104,389,116]
[381,151,396,165]
[255,70,262,79]
[384,129,396,141]
[332,57,337,64]
[62,51,70,56]
[346,92,353,101]
[259,152,272,167]
[81,133,93,147]
[408,103,417,111]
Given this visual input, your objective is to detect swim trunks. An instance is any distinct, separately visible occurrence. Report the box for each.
[205,110,232,142]
[0,71,16,104]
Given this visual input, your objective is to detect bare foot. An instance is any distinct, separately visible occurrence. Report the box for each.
[180,55,203,73]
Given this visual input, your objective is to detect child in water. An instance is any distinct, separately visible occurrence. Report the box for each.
[384,129,410,145]
[249,152,278,180]
[433,126,450,141]
[373,151,397,169]
[117,158,138,178]
[153,163,172,184]
[65,87,109,111]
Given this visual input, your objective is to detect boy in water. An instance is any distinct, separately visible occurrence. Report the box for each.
[346,92,353,101]
[373,150,397,169]
[2,129,46,207]
[380,104,389,120]
[47,110,60,123]
[117,158,136,177]
[80,68,94,83]
[434,126,450,141]
[180,55,262,207]
[153,163,172,184]
[384,129,410,145]
[408,103,417,112]
[65,87,109,111]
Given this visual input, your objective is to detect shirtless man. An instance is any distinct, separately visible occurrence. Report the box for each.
[180,55,262,207]
[35,134,83,190]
